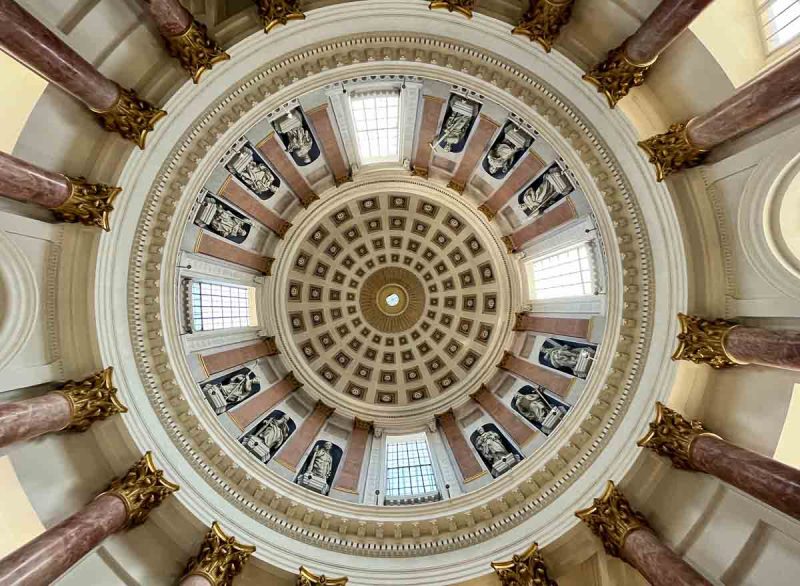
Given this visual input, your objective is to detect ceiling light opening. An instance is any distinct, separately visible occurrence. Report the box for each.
[349,90,401,164]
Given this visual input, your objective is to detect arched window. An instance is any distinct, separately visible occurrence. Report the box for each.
[384,433,438,504]
[188,280,258,332]
[525,242,596,300]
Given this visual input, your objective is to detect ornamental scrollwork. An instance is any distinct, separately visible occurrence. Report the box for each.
[297,565,348,585]
[256,0,306,34]
[637,402,718,470]
[575,481,648,558]
[512,0,575,53]
[671,313,743,369]
[165,19,230,84]
[55,177,122,232]
[638,122,708,182]
[56,367,127,431]
[91,86,167,150]
[102,451,180,528]
[182,522,256,586]
[429,0,474,19]
[491,541,558,586]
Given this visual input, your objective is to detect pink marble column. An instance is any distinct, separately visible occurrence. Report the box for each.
[141,0,193,36]
[194,232,275,274]
[0,393,71,449]
[502,199,577,253]
[436,410,484,482]
[411,96,446,178]
[257,135,318,207]
[447,115,499,194]
[0,494,127,585]
[180,577,212,586]
[625,0,715,64]
[478,152,545,221]
[471,384,535,447]
[0,151,71,209]
[621,528,710,586]
[0,0,118,110]
[228,372,302,430]
[273,402,334,471]
[333,419,372,493]
[219,179,292,239]
[724,326,800,371]
[497,351,572,397]
[691,435,800,521]
[513,313,592,339]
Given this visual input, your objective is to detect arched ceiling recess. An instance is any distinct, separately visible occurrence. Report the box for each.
[93,3,687,583]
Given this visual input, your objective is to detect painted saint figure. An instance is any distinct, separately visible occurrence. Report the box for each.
[474,426,510,464]
[229,147,277,197]
[520,165,572,217]
[202,371,257,414]
[486,140,519,175]
[540,339,596,379]
[243,414,291,463]
[437,111,471,152]
[308,441,334,481]
[286,126,314,164]
[197,196,251,240]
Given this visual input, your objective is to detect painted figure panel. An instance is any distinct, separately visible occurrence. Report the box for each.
[511,384,570,435]
[201,367,261,415]
[240,410,296,464]
[194,194,252,243]
[432,95,481,154]
[273,108,320,166]
[517,162,574,217]
[539,337,597,379]
[295,440,344,496]
[226,143,281,200]
[482,123,533,179]
[470,423,522,478]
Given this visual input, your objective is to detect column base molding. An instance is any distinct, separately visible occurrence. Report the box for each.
[583,44,655,109]
[512,0,576,53]
[165,19,230,84]
[91,86,167,150]
[54,177,122,231]
[638,121,708,182]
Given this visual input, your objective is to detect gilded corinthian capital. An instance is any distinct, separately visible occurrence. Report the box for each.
[429,0,475,18]
[256,0,306,34]
[182,522,256,586]
[103,452,179,528]
[583,43,655,108]
[491,541,558,586]
[55,367,128,431]
[575,481,648,558]
[672,313,744,369]
[54,177,122,231]
[512,0,576,53]
[298,566,348,586]
[637,402,718,470]
[164,20,230,84]
[638,122,708,181]
[92,86,167,150]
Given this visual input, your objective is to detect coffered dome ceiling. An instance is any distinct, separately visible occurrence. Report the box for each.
[95,5,685,582]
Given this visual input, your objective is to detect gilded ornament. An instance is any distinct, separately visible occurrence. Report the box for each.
[165,19,230,84]
[297,565,348,585]
[55,367,127,431]
[477,203,496,221]
[502,235,516,254]
[491,541,558,586]
[182,522,256,586]
[429,0,474,18]
[512,0,575,52]
[638,121,708,182]
[583,44,655,109]
[54,177,122,232]
[257,0,306,34]
[102,451,180,528]
[574,481,648,558]
[447,179,466,194]
[637,402,718,470]
[410,166,429,178]
[92,86,167,150]
[672,313,744,368]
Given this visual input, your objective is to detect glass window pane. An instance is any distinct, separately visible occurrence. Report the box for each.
[384,435,438,497]
[190,281,256,332]
[350,90,401,164]
[529,243,596,300]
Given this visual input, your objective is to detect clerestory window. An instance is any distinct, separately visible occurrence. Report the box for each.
[527,243,596,300]
[349,90,401,163]
[190,281,258,332]
[758,0,800,53]
[384,434,438,499]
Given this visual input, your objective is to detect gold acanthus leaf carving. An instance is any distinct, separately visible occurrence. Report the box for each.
[55,177,122,232]
[637,122,708,182]
[56,367,128,431]
[491,541,559,586]
[102,451,180,528]
[257,0,306,34]
[297,565,348,586]
[637,402,719,470]
[92,86,166,150]
[671,313,744,369]
[429,0,474,19]
[165,19,230,84]
[182,522,256,586]
[575,481,648,558]
[512,0,576,53]
[583,44,654,109]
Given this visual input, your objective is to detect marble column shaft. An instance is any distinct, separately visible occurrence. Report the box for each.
[688,52,800,149]
[180,576,212,586]
[621,528,711,586]
[624,0,714,64]
[0,151,71,209]
[0,494,127,585]
[0,0,119,111]
[141,0,193,36]
[691,435,800,520]
[0,393,71,449]
[725,326,800,371]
